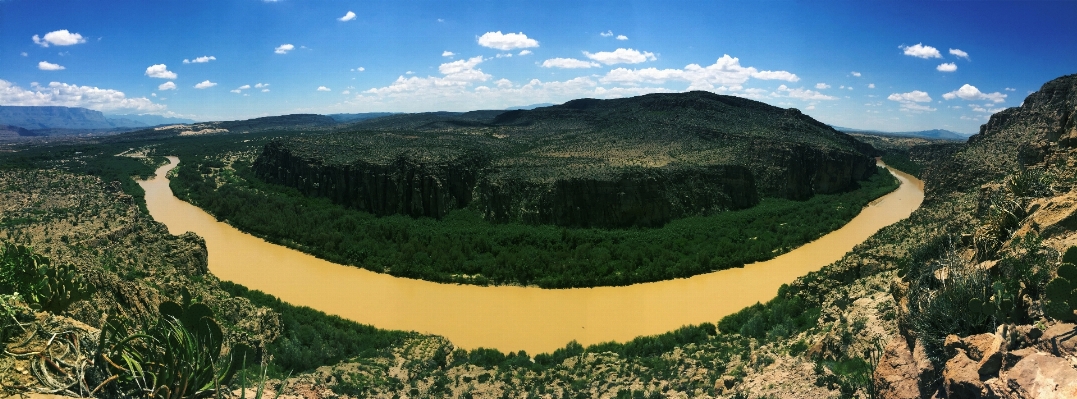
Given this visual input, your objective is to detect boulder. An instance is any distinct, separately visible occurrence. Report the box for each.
[874,337,921,399]
[942,350,985,398]
[1003,352,1077,398]
[1036,323,1077,357]
[912,339,937,395]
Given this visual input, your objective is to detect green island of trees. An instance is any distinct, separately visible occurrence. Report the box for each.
[172,156,899,288]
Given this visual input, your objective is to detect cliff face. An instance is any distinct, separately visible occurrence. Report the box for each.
[254,91,878,227]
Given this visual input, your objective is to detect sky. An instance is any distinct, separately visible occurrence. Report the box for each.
[1,1,1075,133]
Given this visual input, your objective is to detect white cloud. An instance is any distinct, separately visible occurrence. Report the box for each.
[584,48,656,65]
[406,71,415,75]
[942,84,1006,103]
[151,93,156,97]
[599,54,797,90]
[495,53,512,58]
[601,30,613,37]
[868,83,875,89]
[274,44,295,54]
[232,84,251,93]
[145,64,177,79]
[338,11,356,22]
[887,90,932,103]
[357,67,365,72]
[1004,87,1015,91]
[949,48,969,60]
[518,50,532,56]
[477,31,539,50]
[363,56,494,96]
[937,62,957,72]
[158,81,176,91]
[616,35,628,41]
[496,78,512,88]
[900,103,936,112]
[815,83,830,89]
[971,105,1006,114]
[262,89,270,92]
[0,79,164,112]
[901,43,942,59]
[194,80,217,89]
[542,58,599,68]
[342,90,350,95]
[38,61,65,71]
[317,86,331,91]
[851,71,862,77]
[230,89,242,94]
[442,51,455,57]
[20,52,27,57]
[255,83,269,88]
[775,85,838,101]
[32,30,86,47]
[183,56,216,64]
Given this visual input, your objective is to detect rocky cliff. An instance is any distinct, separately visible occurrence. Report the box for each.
[254,91,876,228]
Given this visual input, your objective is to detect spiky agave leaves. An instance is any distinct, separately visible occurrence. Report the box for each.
[1044,263,1077,322]
[96,294,254,398]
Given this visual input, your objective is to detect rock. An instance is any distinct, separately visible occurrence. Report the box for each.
[1003,352,1077,398]
[1036,323,1077,357]
[912,339,938,395]
[962,333,998,362]
[942,350,985,399]
[945,334,964,357]
[874,337,921,399]
[972,334,1004,377]
[1001,347,1037,372]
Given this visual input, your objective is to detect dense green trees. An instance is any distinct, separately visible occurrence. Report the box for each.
[174,158,899,288]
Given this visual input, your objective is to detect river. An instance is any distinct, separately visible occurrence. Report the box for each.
[139,157,923,354]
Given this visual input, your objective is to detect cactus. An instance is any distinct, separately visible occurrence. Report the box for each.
[38,263,96,313]
[967,282,1018,323]
[1044,263,1077,321]
[0,243,95,313]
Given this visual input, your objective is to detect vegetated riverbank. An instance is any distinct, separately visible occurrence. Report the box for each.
[169,154,899,288]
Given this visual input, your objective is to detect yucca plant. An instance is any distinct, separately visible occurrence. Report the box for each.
[95,292,254,398]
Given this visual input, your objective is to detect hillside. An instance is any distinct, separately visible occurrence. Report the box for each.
[0,105,147,129]
[256,91,877,229]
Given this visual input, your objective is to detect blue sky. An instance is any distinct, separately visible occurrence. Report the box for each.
[1,1,1075,133]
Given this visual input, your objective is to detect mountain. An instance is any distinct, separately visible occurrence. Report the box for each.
[504,103,556,110]
[255,91,877,228]
[0,106,149,129]
[105,113,197,126]
[832,125,971,140]
[326,112,396,122]
[0,124,37,138]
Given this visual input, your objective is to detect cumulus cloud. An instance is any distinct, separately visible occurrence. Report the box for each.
[937,62,957,72]
[1004,87,1016,91]
[255,83,269,88]
[888,90,935,111]
[158,81,176,91]
[495,53,512,58]
[32,30,86,47]
[317,86,331,91]
[887,90,932,103]
[616,35,628,40]
[868,83,875,89]
[0,79,164,112]
[949,48,969,60]
[477,31,539,50]
[262,89,270,92]
[776,85,837,101]
[231,84,251,93]
[942,84,1006,103]
[584,48,656,65]
[815,83,830,89]
[20,52,27,57]
[274,44,295,54]
[601,30,613,37]
[38,61,65,71]
[183,56,216,64]
[599,55,798,91]
[851,71,862,77]
[901,43,942,59]
[193,80,217,89]
[145,64,177,79]
[541,58,599,68]
[518,50,532,56]
[442,51,455,57]
[338,11,356,21]
[363,56,493,96]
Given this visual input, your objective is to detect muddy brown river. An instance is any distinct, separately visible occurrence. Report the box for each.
[139,157,923,354]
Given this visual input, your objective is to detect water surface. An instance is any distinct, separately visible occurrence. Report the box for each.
[140,157,923,354]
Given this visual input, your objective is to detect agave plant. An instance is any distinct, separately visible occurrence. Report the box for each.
[95,292,254,399]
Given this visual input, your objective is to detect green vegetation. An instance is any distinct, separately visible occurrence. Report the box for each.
[718,284,821,341]
[1044,262,1077,321]
[0,243,95,313]
[173,158,898,288]
[94,294,253,398]
[880,152,923,178]
[219,281,415,375]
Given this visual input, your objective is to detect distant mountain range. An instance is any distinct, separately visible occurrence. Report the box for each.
[326,112,397,122]
[831,126,972,141]
[504,103,556,110]
[0,106,196,131]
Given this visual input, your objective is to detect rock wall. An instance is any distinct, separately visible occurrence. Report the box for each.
[746,144,878,200]
[254,143,762,228]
